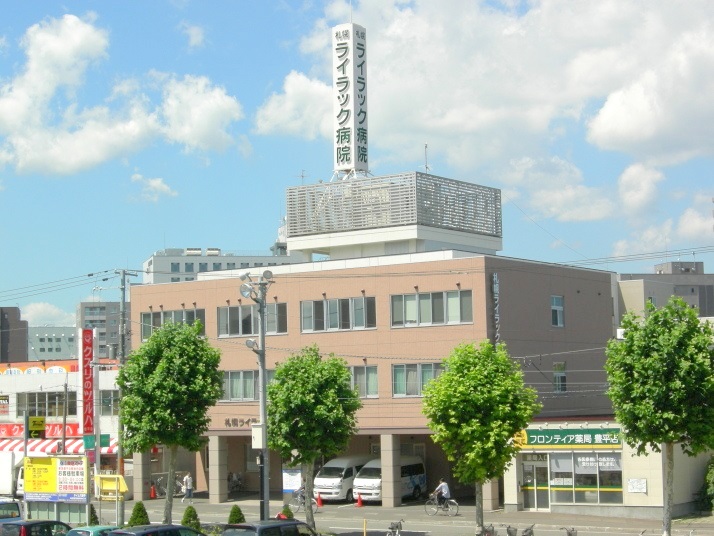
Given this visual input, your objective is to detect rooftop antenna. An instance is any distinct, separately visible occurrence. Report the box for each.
[297,169,308,185]
[424,143,430,173]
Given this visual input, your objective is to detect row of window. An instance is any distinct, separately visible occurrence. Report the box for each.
[141,289,490,340]
[220,363,444,401]
[36,337,75,343]
[10,390,120,418]
[171,261,280,273]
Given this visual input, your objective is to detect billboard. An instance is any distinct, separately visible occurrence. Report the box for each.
[24,456,88,503]
[332,23,368,173]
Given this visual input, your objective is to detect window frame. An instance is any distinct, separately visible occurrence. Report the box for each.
[300,296,376,333]
[351,365,378,398]
[391,290,472,327]
[392,363,443,397]
[551,295,564,327]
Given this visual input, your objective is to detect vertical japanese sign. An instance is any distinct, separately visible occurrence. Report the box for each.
[332,22,368,173]
[492,272,500,342]
[81,328,94,435]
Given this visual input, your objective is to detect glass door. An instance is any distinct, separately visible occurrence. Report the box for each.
[522,460,549,510]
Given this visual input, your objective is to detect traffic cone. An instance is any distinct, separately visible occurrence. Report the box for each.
[316,493,323,507]
[150,484,157,499]
[355,493,363,507]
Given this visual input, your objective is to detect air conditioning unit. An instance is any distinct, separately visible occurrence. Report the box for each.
[206,248,221,256]
[185,248,202,256]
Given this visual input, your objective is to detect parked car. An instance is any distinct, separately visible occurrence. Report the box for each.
[67,527,119,536]
[0,520,72,536]
[312,455,373,502]
[0,501,22,523]
[108,525,206,536]
[222,520,319,536]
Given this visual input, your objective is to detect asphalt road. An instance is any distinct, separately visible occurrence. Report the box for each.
[107,493,714,536]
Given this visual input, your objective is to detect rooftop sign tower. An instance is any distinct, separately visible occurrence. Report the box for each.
[332,23,368,177]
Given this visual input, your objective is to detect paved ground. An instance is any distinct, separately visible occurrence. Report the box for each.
[101,492,714,536]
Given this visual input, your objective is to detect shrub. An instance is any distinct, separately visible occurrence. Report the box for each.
[89,504,99,525]
[698,456,714,511]
[127,501,150,526]
[181,505,201,531]
[228,505,245,523]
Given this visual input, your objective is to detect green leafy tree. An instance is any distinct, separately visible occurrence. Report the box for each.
[89,504,99,525]
[117,321,223,524]
[606,296,714,536]
[422,341,541,528]
[181,505,201,531]
[127,501,150,526]
[227,505,245,524]
[267,345,362,528]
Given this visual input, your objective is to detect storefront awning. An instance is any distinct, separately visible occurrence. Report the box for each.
[0,437,118,455]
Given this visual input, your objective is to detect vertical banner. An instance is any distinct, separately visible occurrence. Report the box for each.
[82,329,94,435]
[332,23,368,173]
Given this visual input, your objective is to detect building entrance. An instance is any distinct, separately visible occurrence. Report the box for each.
[522,455,549,510]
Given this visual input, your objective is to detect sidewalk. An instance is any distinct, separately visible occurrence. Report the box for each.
[114,492,714,535]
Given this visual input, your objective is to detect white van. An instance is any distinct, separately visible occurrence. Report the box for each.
[353,455,426,502]
[312,455,373,502]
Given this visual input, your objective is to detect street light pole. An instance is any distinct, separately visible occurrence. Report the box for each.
[241,270,274,521]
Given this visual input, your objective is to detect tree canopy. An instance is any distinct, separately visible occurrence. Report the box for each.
[606,296,714,454]
[267,345,361,527]
[606,296,714,536]
[422,340,541,527]
[117,320,223,523]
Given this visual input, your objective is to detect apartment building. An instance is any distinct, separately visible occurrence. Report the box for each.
[0,307,28,363]
[27,326,76,361]
[76,301,129,359]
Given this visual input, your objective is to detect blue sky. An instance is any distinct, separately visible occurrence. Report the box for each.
[1,0,712,326]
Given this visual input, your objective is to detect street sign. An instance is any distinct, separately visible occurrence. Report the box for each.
[83,433,110,449]
[28,417,45,439]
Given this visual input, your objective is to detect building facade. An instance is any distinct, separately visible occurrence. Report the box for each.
[76,301,130,359]
[27,326,77,361]
[0,307,28,363]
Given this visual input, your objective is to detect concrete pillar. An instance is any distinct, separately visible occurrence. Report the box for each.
[482,479,499,510]
[208,436,228,504]
[132,451,152,501]
[380,434,401,507]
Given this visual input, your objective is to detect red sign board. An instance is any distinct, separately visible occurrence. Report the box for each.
[82,329,94,435]
[0,422,81,438]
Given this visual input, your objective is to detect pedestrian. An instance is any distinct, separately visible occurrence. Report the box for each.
[182,472,194,504]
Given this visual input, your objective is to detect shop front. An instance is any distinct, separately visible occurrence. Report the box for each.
[505,424,625,515]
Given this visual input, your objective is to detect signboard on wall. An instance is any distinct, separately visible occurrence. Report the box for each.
[81,329,94,435]
[516,428,622,450]
[24,456,88,503]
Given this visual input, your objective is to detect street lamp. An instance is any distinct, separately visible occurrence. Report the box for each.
[240,270,273,520]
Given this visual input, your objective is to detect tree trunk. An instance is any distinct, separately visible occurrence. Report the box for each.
[475,480,484,529]
[663,442,673,536]
[163,444,178,524]
[304,460,316,529]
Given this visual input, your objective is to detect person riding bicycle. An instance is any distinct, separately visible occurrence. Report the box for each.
[433,478,451,506]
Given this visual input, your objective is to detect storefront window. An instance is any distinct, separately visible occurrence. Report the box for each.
[574,454,599,503]
[549,453,573,503]
[598,453,623,503]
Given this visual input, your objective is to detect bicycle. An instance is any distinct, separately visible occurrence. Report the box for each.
[288,489,318,514]
[228,472,243,494]
[522,524,534,536]
[561,528,577,536]
[424,493,459,516]
[386,519,404,536]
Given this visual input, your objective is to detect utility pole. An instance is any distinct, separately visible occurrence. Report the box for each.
[240,270,274,520]
[115,269,137,527]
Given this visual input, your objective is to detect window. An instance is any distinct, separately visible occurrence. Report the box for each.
[213,262,222,271]
[171,262,180,273]
[217,303,287,337]
[18,392,77,417]
[351,366,378,397]
[185,262,194,273]
[549,452,622,505]
[227,262,236,270]
[551,295,564,327]
[140,309,206,340]
[392,363,443,396]
[553,362,566,393]
[199,262,208,272]
[101,390,120,416]
[39,338,45,342]
[171,277,180,282]
[391,290,472,327]
[221,370,275,401]
[301,296,376,332]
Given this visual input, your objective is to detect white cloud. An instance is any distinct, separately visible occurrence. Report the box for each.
[617,164,664,214]
[161,75,243,151]
[612,220,674,258]
[0,15,246,175]
[22,302,76,327]
[676,208,712,239]
[255,71,332,140]
[179,21,205,49]
[503,157,614,222]
[131,172,178,202]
